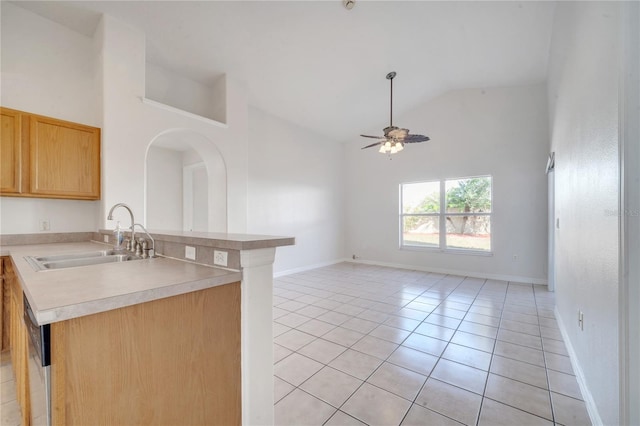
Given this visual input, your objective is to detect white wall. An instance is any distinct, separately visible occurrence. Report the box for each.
[145,62,225,123]
[0,4,345,275]
[0,198,98,235]
[146,146,183,230]
[345,84,549,283]
[547,3,620,424]
[0,3,99,125]
[190,165,209,232]
[247,107,345,275]
[0,5,249,236]
[0,2,101,234]
[97,14,248,233]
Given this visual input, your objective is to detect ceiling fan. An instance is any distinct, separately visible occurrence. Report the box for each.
[361,71,430,154]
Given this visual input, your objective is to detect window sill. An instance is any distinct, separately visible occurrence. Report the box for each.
[400,245,493,257]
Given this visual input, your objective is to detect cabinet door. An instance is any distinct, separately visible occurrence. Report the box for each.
[0,108,23,193]
[30,115,100,200]
[7,260,30,426]
[1,257,9,352]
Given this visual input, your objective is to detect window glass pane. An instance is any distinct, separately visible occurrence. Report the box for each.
[402,216,439,247]
[402,181,440,214]
[445,215,491,251]
[445,177,491,213]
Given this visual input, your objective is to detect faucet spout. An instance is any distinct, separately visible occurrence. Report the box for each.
[107,203,136,251]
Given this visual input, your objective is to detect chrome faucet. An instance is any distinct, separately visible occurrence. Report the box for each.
[133,223,156,258]
[107,203,135,252]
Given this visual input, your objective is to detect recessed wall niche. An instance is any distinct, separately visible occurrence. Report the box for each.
[144,61,227,124]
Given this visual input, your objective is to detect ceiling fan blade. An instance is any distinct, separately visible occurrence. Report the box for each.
[403,134,431,143]
[360,134,385,139]
[361,141,383,149]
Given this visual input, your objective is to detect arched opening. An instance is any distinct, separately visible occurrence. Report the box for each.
[145,129,227,232]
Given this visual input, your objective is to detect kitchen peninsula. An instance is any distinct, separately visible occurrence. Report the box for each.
[1,230,294,425]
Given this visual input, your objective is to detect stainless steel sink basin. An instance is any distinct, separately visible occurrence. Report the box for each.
[25,250,143,271]
[33,250,121,262]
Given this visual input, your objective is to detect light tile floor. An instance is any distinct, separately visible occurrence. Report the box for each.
[273,263,592,426]
[1,351,21,426]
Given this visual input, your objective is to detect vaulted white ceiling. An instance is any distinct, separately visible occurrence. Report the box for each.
[12,1,556,143]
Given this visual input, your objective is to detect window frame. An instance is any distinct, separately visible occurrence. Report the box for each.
[399,175,493,255]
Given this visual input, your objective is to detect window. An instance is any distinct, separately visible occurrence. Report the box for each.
[400,176,492,253]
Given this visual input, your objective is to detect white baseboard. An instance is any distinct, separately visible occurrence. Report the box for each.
[554,306,604,426]
[345,258,548,285]
[274,258,344,278]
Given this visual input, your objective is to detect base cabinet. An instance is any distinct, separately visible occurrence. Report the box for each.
[8,265,241,426]
[1,256,10,351]
[6,258,30,426]
[51,282,241,425]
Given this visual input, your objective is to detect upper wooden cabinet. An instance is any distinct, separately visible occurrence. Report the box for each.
[0,107,101,200]
[0,108,24,194]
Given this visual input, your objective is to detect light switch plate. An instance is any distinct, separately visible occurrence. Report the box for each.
[214,250,228,267]
[185,246,196,260]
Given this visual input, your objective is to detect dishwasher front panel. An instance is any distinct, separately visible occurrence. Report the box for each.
[26,335,50,426]
[23,295,51,426]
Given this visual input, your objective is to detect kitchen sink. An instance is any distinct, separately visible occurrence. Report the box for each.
[25,250,143,272]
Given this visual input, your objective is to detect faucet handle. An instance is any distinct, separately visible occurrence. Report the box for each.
[140,239,151,258]
[135,238,144,256]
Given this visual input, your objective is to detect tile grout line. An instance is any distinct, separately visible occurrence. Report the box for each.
[535,283,558,426]
[475,277,509,426]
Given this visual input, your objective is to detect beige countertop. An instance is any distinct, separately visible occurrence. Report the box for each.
[99,229,296,251]
[5,241,242,325]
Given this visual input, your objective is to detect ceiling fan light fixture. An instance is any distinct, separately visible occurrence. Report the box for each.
[377,140,404,155]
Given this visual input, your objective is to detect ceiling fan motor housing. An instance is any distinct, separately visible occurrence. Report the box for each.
[384,126,408,139]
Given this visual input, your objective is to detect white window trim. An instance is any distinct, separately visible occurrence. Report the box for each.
[399,175,493,255]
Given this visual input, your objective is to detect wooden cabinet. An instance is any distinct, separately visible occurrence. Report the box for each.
[6,258,31,426]
[8,265,241,425]
[0,107,101,200]
[1,257,10,352]
[50,281,241,425]
[0,109,25,194]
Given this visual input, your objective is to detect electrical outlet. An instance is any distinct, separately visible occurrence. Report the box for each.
[185,246,196,260]
[578,310,584,330]
[214,250,228,267]
[39,219,50,231]
[103,234,109,243]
